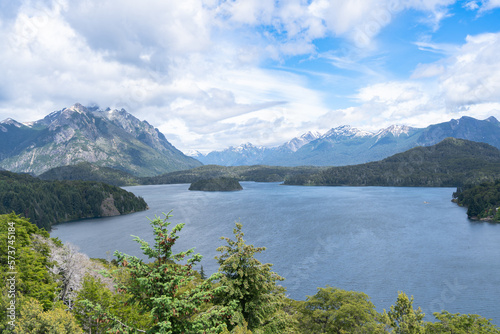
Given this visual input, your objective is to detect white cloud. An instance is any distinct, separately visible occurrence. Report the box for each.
[411,63,445,78]
[317,31,500,131]
[440,33,500,107]
[478,0,500,11]
[1,0,498,153]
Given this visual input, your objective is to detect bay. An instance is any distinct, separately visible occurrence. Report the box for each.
[51,182,500,324]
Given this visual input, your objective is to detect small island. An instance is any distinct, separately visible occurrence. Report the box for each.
[189,177,243,192]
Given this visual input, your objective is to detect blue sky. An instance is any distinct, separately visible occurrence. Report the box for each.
[0,0,499,152]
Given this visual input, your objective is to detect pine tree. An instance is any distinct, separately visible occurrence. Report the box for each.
[114,213,236,333]
[214,222,290,332]
[200,265,207,280]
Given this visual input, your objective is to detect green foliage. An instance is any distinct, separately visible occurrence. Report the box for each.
[73,273,153,334]
[15,297,83,334]
[425,311,500,333]
[0,214,58,310]
[385,292,425,334]
[39,162,140,186]
[215,223,290,333]
[2,212,500,333]
[296,286,387,333]
[73,274,115,333]
[189,177,243,191]
[285,138,500,187]
[453,179,500,220]
[141,164,326,185]
[114,213,235,333]
[0,170,148,230]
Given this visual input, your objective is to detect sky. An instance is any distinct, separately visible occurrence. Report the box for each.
[1,0,500,153]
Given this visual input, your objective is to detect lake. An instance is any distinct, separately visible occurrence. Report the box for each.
[51,182,500,324]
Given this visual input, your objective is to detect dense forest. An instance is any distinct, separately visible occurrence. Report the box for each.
[189,177,243,191]
[1,213,499,333]
[0,171,148,231]
[284,138,500,187]
[142,164,326,184]
[38,162,140,187]
[39,163,326,185]
[453,180,500,221]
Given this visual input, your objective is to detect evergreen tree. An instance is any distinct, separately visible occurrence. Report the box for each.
[200,265,207,280]
[114,213,235,333]
[215,223,290,332]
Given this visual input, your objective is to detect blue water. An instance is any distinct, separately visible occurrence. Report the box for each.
[51,182,500,324]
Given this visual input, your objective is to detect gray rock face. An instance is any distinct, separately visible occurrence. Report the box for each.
[0,104,202,176]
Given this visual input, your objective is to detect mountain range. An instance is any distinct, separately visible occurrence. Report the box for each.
[0,104,201,176]
[192,116,500,167]
[284,137,500,187]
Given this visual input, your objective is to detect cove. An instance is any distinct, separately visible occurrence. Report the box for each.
[51,182,500,324]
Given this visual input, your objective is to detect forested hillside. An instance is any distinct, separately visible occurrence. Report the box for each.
[453,180,500,221]
[142,164,326,184]
[1,214,498,333]
[38,162,140,186]
[0,171,147,230]
[188,177,243,191]
[284,138,500,187]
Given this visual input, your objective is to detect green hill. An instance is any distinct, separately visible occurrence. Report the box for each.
[284,138,500,187]
[453,180,500,221]
[188,177,243,191]
[141,164,326,185]
[0,171,148,230]
[39,162,140,186]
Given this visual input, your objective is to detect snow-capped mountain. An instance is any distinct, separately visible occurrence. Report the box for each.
[195,116,500,167]
[374,124,415,138]
[321,125,373,140]
[280,131,322,152]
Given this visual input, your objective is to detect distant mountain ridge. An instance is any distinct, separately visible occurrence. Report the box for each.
[0,104,201,176]
[284,138,500,187]
[194,116,500,167]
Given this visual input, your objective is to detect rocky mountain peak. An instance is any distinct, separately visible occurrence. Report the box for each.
[375,124,414,138]
[322,125,372,139]
[486,116,499,124]
[0,118,25,128]
[0,104,202,176]
[282,131,321,152]
[67,103,87,113]
[232,143,262,152]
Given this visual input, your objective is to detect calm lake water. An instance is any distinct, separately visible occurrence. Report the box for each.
[51,182,500,324]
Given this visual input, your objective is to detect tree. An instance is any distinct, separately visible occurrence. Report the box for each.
[296,286,387,333]
[114,213,235,333]
[0,214,58,311]
[214,222,290,332]
[48,241,91,308]
[200,265,207,280]
[385,292,425,334]
[73,274,114,333]
[15,297,83,334]
[425,311,500,333]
